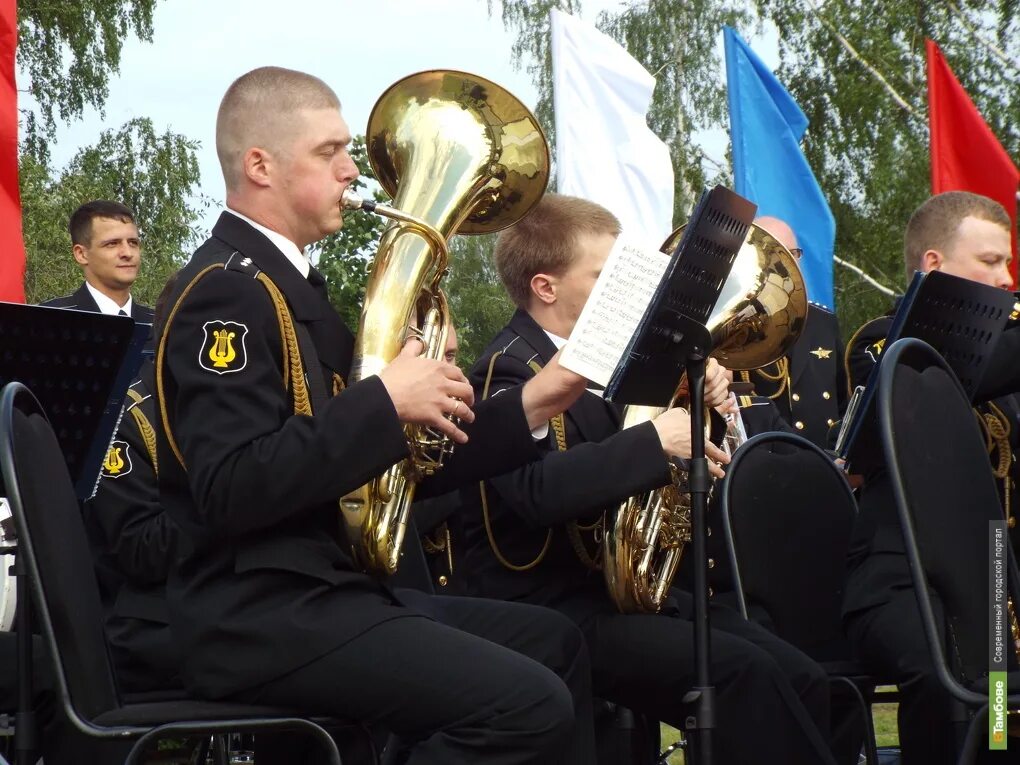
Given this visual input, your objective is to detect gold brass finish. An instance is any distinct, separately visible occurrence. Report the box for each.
[339,70,549,575]
[604,222,807,613]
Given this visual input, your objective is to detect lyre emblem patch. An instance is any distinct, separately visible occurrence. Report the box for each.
[102,441,132,479]
[199,320,249,375]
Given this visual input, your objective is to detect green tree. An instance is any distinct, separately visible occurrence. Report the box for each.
[446,234,514,365]
[21,117,206,305]
[17,0,159,143]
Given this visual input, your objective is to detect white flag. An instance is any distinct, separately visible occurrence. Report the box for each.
[550,8,675,246]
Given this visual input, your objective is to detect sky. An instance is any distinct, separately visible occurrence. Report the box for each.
[26,0,776,234]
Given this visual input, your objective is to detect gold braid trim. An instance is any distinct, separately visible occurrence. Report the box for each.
[255,273,311,416]
[332,373,346,396]
[480,351,553,571]
[479,351,603,572]
[125,388,158,477]
[752,357,789,400]
[977,402,1012,529]
[157,263,311,471]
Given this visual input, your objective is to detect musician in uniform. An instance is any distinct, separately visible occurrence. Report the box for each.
[458,193,839,764]
[742,216,845,448]
[41,200,155,335]
[156,66,600,764]
[82,275,183,695]
[843,191,1017,762]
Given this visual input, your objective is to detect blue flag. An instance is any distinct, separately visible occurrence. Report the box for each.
[724,26,836,308]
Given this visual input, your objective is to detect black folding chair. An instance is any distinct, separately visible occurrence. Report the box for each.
[878,338,1020,763]
[0,381,368,765]
[719,430,891,765]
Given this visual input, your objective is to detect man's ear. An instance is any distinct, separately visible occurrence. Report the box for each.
[243,147,273,187]
[72,243,89,267]
[530,273,557,306]
[920,248,944,274]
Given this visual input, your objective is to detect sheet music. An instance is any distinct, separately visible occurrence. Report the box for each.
[560,236,671,386]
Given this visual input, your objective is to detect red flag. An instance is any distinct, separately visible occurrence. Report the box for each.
[0,0,24,303]
[927,38,1020,286]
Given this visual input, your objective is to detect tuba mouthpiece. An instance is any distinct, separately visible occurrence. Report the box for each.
[340,188,376,213]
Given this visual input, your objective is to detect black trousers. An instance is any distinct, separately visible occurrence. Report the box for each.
[240,594,596,765]
[581,588,836,765]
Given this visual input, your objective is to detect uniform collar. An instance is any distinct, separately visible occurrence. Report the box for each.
[85,281,132,316]
[224,208,311,279]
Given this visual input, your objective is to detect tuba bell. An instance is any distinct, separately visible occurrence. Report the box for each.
[603,222,808,613]
[339,70,549,575]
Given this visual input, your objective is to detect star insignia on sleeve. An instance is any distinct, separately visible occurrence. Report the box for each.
[809,347,833,359]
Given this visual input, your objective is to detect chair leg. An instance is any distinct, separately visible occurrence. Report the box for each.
[955,707,985,765]
[831,677,880,765]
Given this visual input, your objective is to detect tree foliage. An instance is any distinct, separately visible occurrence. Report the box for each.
[21,117,206,305]
[17,0,158,141]
[491,0,1019,338]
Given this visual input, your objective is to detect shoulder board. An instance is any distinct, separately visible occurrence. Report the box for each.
[496,333,544,370]
[223,251,263,279]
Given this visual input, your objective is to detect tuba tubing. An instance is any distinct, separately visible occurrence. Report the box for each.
[338,70,549,575]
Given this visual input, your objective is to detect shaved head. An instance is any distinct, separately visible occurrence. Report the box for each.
[754,216,799,252]
[216,66,342,191]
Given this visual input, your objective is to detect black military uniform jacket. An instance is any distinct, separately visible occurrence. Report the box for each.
[459,309,672,623]
[41,282,154,322]
[742,303,845,448]
[157,213,539,698]
[843,313,1020,615]
[87,361,177,623]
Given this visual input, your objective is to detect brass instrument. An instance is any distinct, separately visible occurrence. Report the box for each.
[604,222,807,613]
[339,70,549,575]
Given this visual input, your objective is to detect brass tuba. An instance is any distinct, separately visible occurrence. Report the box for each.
[339,70,549,575]
[603,222,808,612]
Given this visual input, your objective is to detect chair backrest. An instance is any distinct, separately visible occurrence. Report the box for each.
[878,337,1020,686]
[0,383,120,720]
[720,431,857,662]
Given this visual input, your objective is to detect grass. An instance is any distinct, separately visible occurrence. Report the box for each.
[658,698,900,763]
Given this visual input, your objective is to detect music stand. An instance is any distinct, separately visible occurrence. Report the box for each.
[838,270,1015,475]
[607,186,756,765]
[0,302,148,765]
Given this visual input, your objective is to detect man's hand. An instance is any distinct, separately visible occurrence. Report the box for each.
[520,349,588,430]
[651,407,730,479]
[673,359,732,410]
[378,339,476,444]
[703,359,732,410]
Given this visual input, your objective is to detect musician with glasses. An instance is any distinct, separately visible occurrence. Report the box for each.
[154,65,603,764]
[843,191,1019,763]
[457,193,839,764]
[740,216,846,449]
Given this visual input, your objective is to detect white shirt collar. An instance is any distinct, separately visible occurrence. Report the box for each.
[85,281,132,316]
[544,329,567,350]
[225,208,311,279]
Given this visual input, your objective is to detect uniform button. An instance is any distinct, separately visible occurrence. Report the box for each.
[708,558,715,569]
[707,526,713,537]
[823,391,831,400]
[827,418,836,427]
[438,575,449,587]
[1010,517,1016,528]
[708,587,714,597]
[795,421,805,430]
[792,393,800,402]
